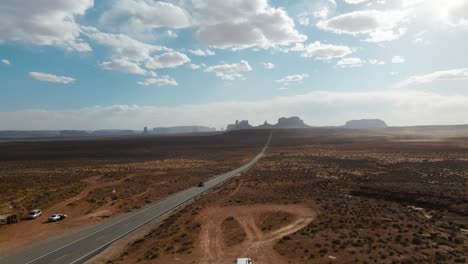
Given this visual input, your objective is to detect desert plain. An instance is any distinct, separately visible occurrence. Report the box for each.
[1,129,467,264]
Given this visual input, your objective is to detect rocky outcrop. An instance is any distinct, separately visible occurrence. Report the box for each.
[257,121,274,129]
[275,116,309,129]
[226,120,253,131]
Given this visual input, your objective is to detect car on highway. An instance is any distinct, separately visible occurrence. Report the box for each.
[234,258,252,264]
[48,214,67,222]
[198,181,205,187]
[24,209,42,220]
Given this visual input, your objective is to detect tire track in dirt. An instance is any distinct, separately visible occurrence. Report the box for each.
[196,204,316,264]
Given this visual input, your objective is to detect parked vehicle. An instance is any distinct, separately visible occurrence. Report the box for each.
[24,209,42,220]
[0,213,18,226]
[234,258,252,264]
[198,181,205,187]
[48,214,67,222]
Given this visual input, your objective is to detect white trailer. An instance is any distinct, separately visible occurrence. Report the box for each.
[234,258,252,264]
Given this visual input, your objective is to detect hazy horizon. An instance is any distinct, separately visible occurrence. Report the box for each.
[1,0,468,130]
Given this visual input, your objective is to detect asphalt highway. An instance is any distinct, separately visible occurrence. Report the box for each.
[1,133,271,264]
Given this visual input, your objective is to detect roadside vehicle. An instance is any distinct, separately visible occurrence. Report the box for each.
[234,258,252,264]
[198,181,205,187]
[24,209,42,220]
[48,214,67,222]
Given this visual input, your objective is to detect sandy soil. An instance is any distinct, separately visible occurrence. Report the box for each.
[0,131,270,258]
[108,129,467,264]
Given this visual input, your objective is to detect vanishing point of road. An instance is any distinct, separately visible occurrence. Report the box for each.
[1,133,271,264]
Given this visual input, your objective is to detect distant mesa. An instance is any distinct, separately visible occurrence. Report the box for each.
[257,121,274,129]
[276,116,309,129]
[226,116,309,131]
[344,119,388,129]
[227,120,253,131]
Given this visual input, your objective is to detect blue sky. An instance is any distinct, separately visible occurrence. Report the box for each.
[1,0,468,129]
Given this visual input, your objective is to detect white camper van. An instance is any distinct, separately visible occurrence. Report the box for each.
[234,258,252,264]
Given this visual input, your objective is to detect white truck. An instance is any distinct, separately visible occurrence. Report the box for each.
[234,258,252,264]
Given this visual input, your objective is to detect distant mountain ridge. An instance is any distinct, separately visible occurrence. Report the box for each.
[152,126,216,134]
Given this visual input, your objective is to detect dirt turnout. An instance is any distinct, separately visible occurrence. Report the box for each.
[197,204,316,264]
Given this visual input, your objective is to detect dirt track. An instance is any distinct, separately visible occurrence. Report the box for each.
[196,204,316,264]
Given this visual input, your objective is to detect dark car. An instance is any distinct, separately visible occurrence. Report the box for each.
[198,182,205,187]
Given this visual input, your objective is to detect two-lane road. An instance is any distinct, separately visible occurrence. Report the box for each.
[1,133,271,264]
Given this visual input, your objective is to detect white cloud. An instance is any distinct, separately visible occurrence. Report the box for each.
[137,76,178,86]
[145,52,191,69]
[392,56,405,64]
[4,90,468,129]
[194,0,307,49]
[29,72,76,84]
[99,0,192,37]
[100,60,147,75]
[317,10,409,42]
[2,59,10,65]
[297,13,311,25]
[314,8,331,19]
[343,0,368,4]
[82,27,169,62]
[397,68,468,87]
[443,0,468,27]
[336,57,364,68]
[189,64,202,70]
[291,41,352,60]
[368,59,385,65]
[188,49,216,56]
[205,60,252,80]
[276,74,309,84]
[0,0,93,52]
[166,30,178,38]
[263,62,275,69]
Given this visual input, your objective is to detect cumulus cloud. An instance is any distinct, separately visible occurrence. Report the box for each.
[405,0,468,28]
[145,52,191,69]
[392,56,405,64]
[2,59,10,65]
[82,26,169,62]
[188,49,215,56]
[0,0,93,52]
[397,68,468,87]
[99,0,192,37]
[317,10,408,42]
[3,90,468,129]
[336,57,364,67]
[263,62,275,69]
[205,60,252,80]
[276,74,309,84]
[443,0,468,27]
[291,41,352,60]
[194,0,307,49]
[100,60,147,75]
[137,76,178,86]
[29,72,76,84]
